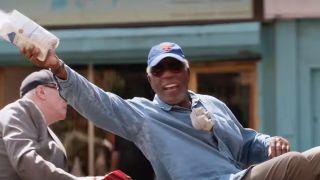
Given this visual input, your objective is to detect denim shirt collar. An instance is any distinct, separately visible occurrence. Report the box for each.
[153,90,200,111]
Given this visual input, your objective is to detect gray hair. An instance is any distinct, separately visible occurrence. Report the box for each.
[22,88,36,99]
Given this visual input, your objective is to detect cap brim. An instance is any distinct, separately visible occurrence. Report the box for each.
[149,53,187,67]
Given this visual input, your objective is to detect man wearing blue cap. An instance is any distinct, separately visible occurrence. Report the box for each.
[21,42,320,180]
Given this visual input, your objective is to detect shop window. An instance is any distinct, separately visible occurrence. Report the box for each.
[189,60,258,129]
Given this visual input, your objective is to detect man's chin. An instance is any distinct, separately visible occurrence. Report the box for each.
[164,98,183,106]
[59,115,67,121]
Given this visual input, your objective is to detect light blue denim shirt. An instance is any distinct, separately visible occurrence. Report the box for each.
[57,66,271,180]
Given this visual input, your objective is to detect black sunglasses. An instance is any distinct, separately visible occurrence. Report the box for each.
[150,60,186,77]
[43,83,59,90]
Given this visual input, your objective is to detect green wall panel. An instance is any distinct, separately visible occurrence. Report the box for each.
[0,22,260,65]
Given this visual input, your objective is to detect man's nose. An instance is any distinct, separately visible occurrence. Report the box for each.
[160,68,176,78]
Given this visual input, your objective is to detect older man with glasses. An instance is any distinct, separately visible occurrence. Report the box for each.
[21,42,320,180]
[0,70,123,179]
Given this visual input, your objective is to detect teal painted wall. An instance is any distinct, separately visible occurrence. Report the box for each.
[0,23,260,65]
[260,19,320,151]
[259,23,276,136]
[298,20,320,150]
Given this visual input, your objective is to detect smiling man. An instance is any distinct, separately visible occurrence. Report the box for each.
[21,42,320,180]
[146,42,191,108]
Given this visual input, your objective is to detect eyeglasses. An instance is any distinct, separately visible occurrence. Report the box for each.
[43,83,59,90]
[150,60,186,77]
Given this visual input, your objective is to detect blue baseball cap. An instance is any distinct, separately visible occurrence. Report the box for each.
[147,42,188,67]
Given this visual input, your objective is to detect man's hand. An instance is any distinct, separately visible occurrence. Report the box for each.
[21,45,68,80]
[20,45,60,70]
[268,136,290,159]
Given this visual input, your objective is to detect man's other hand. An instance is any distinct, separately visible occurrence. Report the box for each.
[268,136,290,159]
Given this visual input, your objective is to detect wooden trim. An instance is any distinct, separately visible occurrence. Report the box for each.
[189,60,259,130]
[253,0,264,21]
[87,64,95,176]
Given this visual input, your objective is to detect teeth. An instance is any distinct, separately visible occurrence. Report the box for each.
[164,84,177,90]
[165,84,176,88]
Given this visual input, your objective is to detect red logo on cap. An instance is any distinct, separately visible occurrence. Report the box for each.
[160,43,173,52]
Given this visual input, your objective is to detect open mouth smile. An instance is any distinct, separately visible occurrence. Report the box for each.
[164,83,179,91]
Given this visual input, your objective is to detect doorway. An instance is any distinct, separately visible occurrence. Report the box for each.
[189,60,258,129]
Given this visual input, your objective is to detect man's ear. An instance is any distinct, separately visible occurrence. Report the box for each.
[146,74,156,93]
[186,68,190,76]
[147,74,151,83]
[34,86,46,100]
